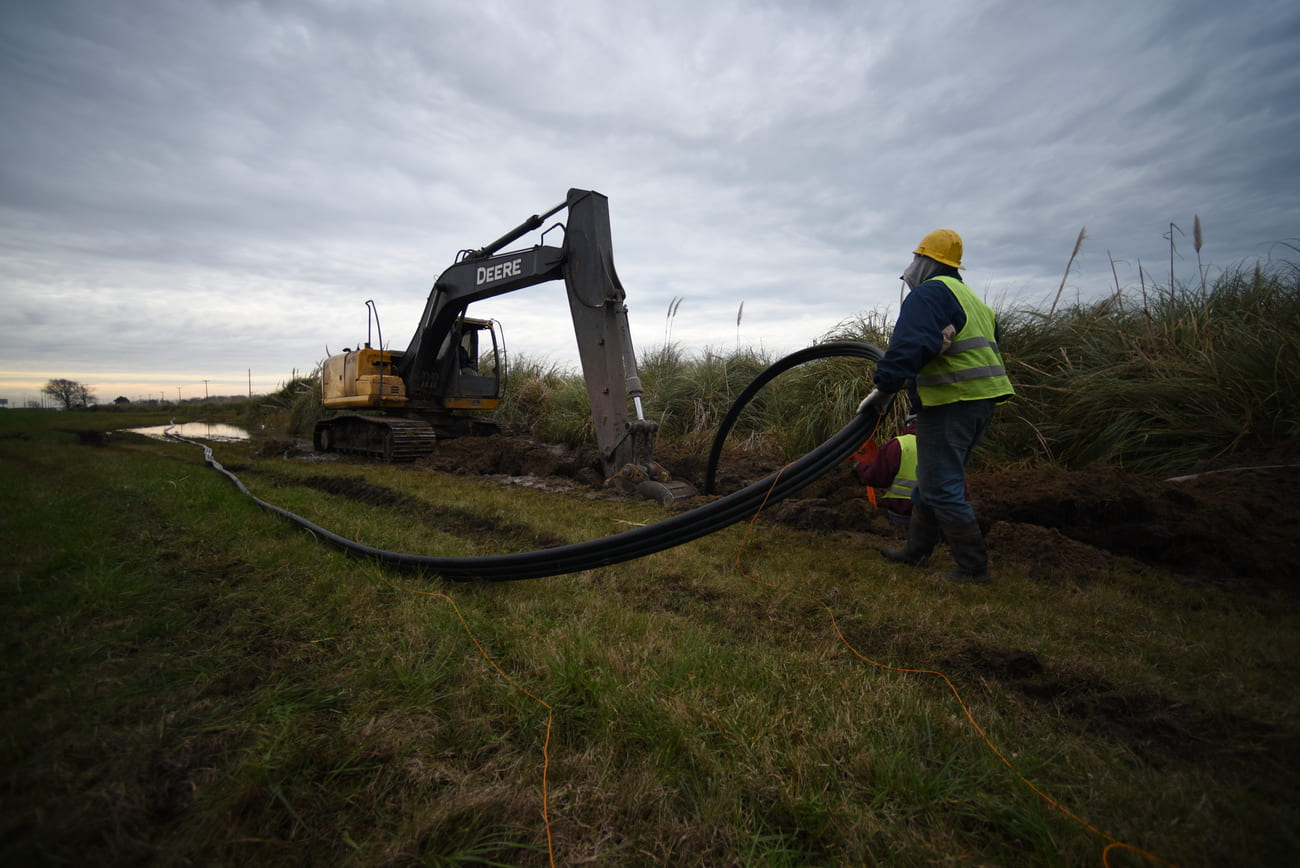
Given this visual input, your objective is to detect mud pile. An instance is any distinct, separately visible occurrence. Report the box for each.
[411,432,1300,592]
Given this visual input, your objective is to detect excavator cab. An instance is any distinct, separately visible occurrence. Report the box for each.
[442,315,503,411]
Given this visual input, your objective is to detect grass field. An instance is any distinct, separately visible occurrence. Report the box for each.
[3,408,1298,866]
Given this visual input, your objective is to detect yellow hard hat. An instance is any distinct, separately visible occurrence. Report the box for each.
[913,229,964,269]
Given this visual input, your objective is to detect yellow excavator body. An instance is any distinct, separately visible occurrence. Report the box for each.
[321,346,408,410]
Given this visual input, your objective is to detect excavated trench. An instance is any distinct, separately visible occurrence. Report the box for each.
[260,430,1300,593]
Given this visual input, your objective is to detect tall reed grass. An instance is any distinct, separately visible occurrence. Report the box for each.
[497,251,1298,476]
[991,255,1300,473]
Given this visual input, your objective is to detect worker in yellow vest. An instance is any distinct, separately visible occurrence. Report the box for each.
[859,229,1014,583]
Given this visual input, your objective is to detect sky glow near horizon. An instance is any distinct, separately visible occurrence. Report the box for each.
[2,0,1298,404]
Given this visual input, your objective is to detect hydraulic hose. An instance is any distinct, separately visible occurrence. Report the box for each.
[171,341,885,582]
[704,341,885,494]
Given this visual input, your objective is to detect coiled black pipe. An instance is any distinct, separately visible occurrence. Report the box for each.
[172,341,885,581]
[704,341,885,494]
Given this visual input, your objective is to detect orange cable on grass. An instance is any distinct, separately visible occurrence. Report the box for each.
[733,465,1176,868]
[379,576,557,868]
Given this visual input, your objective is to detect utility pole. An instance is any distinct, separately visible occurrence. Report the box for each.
[203,379,209,400]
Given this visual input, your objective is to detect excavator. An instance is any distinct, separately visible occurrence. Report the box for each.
[313,188,697,502]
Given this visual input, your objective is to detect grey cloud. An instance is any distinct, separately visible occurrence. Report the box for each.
[1,0,1297,402]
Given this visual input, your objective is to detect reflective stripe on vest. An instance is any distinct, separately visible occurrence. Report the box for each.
[915,275,1015,406]
[882,434,918,501]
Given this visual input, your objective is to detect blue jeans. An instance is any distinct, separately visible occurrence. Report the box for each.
[912,398,996,525]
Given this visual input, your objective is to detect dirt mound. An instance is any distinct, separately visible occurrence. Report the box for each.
[406,433,1300,592]
[418,431,606,488]
[970,462,1298,588]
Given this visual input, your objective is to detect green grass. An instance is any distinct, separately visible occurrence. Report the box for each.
[2,409,1298,866]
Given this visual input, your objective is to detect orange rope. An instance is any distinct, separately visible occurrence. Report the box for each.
[732,465,1176,868]
[378,435,1172,867]
[381,577,556,868]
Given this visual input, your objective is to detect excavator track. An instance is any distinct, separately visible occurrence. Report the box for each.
[313,415,438,462]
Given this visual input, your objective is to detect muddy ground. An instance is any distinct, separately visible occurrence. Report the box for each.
[262,430,1300,774]
[379,430,1300,594]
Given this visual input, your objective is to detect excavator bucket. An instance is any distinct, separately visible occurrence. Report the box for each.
[600,418,698,502]
[605,461,699,503]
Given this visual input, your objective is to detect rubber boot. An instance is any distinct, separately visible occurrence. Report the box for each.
[930,519,990,584]
[881,500,940,567]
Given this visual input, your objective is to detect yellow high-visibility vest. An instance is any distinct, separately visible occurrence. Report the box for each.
[915,276,1015,406]
[881,434,918,501]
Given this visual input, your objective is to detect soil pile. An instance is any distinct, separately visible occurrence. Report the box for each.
[409,432,1300,592]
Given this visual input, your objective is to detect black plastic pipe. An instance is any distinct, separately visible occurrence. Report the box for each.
[704,341,885,494]
[173,341,885,582]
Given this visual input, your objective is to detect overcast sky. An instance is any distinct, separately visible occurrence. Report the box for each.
[2,0,1298,404]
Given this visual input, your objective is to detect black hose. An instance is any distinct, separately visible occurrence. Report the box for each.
[171,342,885,582]
[704,341,885,494]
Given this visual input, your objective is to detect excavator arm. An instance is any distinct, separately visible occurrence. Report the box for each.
[559,189,665,488]
[397,244,565,401]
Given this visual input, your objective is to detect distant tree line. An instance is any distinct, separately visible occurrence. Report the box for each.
[31,379,261,410]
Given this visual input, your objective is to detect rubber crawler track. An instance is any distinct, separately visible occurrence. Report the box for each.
[174,341,885,582]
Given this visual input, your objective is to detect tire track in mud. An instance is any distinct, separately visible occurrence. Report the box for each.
[244,469,573,552]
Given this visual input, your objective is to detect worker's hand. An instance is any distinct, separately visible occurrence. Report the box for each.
[856,389,896,415]
[854,460,875,486]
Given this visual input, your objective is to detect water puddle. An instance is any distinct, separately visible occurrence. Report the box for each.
[124,422,251,442]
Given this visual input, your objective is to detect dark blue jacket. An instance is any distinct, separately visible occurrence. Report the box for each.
[873,271,968,406]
